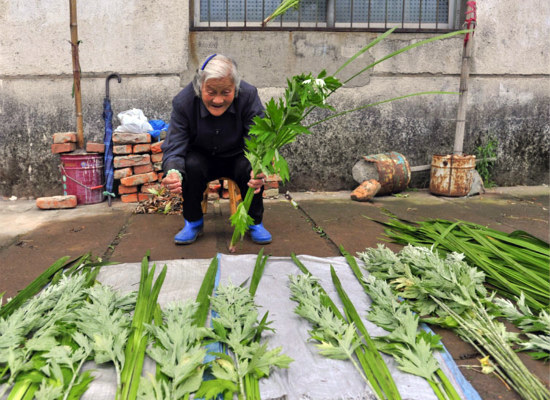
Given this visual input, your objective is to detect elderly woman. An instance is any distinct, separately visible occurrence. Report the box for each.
[161,54,271,245]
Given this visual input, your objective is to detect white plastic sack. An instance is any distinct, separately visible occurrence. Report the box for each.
[115,108,153,133]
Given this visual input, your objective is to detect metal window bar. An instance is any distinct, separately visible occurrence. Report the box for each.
[368,0,372,28]
[401,0,405,28]
[327,0,334,27]
[384,0,388,29]
[418,0,423,29]
[194,0,456,31]
[438,0,439,30]
[350,0,354,28]
[316,0,319,27]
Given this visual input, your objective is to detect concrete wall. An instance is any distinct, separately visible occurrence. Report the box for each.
[1,0,548,197]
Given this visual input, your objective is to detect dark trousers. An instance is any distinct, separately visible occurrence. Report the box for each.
[183,151,264,224]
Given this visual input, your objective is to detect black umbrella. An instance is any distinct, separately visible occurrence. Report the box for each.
[103,73,122,206]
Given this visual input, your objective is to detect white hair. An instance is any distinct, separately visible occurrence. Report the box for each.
[192,54,241,97]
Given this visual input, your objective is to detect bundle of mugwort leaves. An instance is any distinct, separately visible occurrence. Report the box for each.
[491,293,550,362]
[0,254,124,400]
[358,244,550,400]
[135,255,219,399]
[0,253,187,400]
[116,255,167,400]
[289,254,402,400]
[1,249,292,400]
[229,27,470,250]
[376,217,550,311]
[196,250,293,400]
[376,217,550,361]
[339,247,463,400]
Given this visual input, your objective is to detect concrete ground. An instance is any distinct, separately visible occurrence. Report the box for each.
[1,185,549,400]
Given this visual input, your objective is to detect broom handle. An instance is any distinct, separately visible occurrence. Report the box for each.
[69,0,84,149]
[453,1,476,156]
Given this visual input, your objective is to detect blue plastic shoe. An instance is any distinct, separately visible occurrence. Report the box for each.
[174,218,204,245]
[248,223,272,244]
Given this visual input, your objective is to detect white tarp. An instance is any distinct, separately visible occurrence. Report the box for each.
[2,255,480,400]
[217,254,480,400]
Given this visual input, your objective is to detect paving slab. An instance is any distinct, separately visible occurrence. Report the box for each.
[110,199,339,264]
[0,212,129,300]
[382,191,548,239]
[290,196,404,255]
[0,186,548,400]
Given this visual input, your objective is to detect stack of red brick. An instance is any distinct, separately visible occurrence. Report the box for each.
[50,131,280,203]
[205,175,281,201]
[51,132,105,154]
[112,132,164,203]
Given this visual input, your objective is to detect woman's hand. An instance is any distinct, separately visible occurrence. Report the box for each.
[248,171,266,194]
[162,171,183,194]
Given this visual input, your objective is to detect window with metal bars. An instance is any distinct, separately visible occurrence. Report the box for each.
[192,0,460,31]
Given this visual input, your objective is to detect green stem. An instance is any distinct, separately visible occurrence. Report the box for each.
[6,380,34,400]
[0,373,17,398]
[114,360,122,393]
[343,29,471,84]
[230,186,256,247]
[0,365,8,381]
[436,369,462,400]
[307,91,458,129]
[244,374,260,400]
[331,266,402,399]
[354,347,387,400]
[427,379,448,400]
[334,28,396,76]
[347,352,369,388]
[62,353,90,400]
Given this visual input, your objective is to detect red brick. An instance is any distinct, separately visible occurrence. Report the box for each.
[51,143,76,154]
[153,162,163,171]
[118,185,138,194]
[113,132,151,144]
[133,163,153,174]
[113,145,133,155]
[350,179,381,202]
[151,153,163,163]
[86,142,105,153]
[157,172,164,181]
[120,172,158,187]
[141,183,162,193]
[264,180,279,189]
[208,180,222,191]
[113,154,151,168]
[114,168,133,179]
[138,193,152,202]
[133,143,151,153]
[52,132,77,144]
[121,193,138,203]
[36,195,77,209]
[266,174,281,182]
[151,140,164,154]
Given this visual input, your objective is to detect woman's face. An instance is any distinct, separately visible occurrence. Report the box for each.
[201,76,236,117]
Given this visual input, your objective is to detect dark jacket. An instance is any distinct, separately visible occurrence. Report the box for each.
[161,80,264,178]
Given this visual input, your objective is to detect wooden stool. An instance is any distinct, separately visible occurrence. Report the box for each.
[202,178,241,215]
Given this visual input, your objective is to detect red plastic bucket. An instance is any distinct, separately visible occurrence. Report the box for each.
[60,153,105,205]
